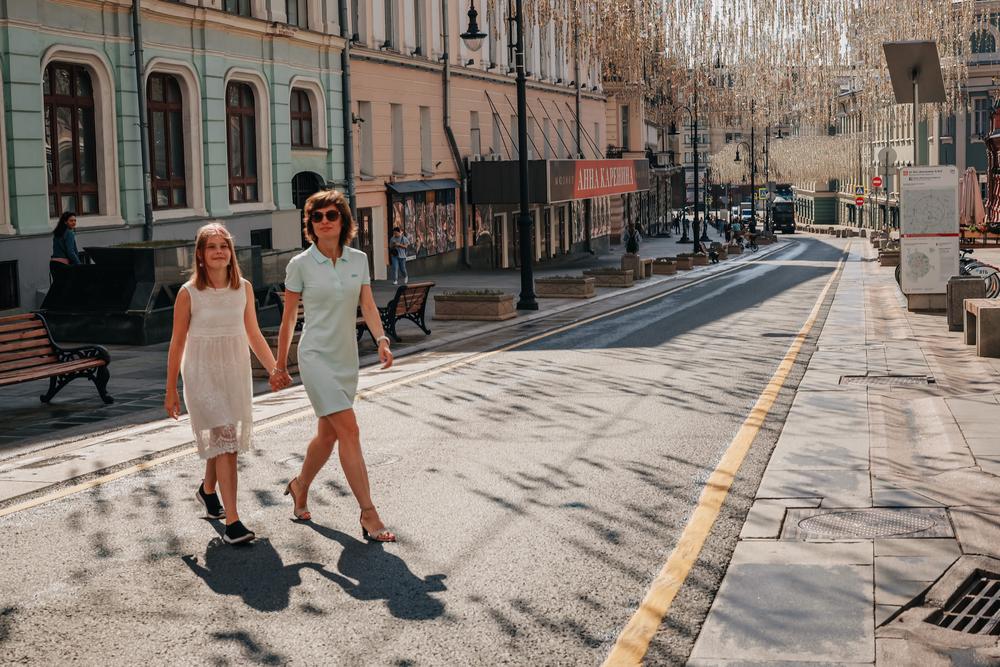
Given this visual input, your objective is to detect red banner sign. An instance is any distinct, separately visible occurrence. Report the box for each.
[549,159,651,202]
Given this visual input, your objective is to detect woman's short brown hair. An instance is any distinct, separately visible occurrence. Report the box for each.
[302,189,356,248]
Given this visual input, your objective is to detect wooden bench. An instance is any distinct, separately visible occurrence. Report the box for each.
[0,312,113,404]
[964,299,1000,357]
[378,282,434,343]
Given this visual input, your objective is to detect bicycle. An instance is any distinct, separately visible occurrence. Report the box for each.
[746,234,759,252]
[893,247,1000,298]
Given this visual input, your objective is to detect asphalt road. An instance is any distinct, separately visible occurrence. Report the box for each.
[0,236,847,666]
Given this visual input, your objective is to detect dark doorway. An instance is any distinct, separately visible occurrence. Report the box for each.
[542,208,552,258]
[292,172,325,247]
[357,206,375,274]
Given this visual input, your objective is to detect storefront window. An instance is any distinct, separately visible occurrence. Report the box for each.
[389,188,458,258]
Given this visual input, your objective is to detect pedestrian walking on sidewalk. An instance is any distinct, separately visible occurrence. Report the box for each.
[622,222,642,254]
[389,227,410,285]
[50,211,82,281]
[276,189,398,543]
[165,223,290,545]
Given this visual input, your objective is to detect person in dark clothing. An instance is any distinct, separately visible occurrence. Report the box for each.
[50,211,81,281]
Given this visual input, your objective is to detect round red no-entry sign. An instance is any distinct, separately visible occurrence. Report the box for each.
[855,196,865,206]
[872,176,883,188]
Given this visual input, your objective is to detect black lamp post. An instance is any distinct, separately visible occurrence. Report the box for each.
[668,89,700,253]
[462,1,536,310]
[734,139,755,232]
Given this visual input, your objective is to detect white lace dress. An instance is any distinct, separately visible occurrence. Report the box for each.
[180,280,253,459]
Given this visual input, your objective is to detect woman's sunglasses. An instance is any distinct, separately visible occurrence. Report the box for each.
[310,209,341,223]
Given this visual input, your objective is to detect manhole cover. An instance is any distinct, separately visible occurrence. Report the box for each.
[928,570,1000,635]
[783,507,953,540]
[840,375,934,387]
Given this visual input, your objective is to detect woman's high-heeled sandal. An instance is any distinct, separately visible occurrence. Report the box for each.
[283,477,312,521]
[360,506,396,542]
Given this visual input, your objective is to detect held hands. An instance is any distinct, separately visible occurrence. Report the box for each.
[269,368,293,392]
[164,387,182,419]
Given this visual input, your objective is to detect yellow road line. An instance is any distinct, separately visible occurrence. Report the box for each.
[0,243,792,518]
[602,243,849,666]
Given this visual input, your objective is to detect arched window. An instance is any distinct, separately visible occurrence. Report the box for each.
[227,82,258,203]
[290,89,313,148]
[972,30,997,54]
[44,62,99,217]
[147,73,186,209]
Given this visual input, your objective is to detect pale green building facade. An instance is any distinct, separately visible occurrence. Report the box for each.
[0,0,347,311]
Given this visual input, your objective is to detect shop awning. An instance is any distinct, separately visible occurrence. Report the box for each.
[386,178,460,194]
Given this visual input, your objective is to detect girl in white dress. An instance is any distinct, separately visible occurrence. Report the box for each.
[165,223,290,544]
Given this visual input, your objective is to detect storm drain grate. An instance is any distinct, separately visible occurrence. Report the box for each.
[839,375,935,387]
[928,571,1000,635]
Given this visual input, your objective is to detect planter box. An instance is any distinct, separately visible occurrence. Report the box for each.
[674,256,694,270]
[727,244,743,255]
[716,249,728,261]
[620,253,646,280]
[691,254,709,266]
[535,277,596,299]
[434,293,517,321]
[879,250,900,268]
[652,260,677,275]
[583,269,634,287]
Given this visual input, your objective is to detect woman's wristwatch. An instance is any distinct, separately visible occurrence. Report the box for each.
[376,335,390,346]
[270,367,286,376]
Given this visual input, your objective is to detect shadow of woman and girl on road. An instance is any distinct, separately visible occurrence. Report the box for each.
[182,522,447,621]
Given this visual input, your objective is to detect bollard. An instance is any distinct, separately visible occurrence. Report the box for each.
[947,276,988,332]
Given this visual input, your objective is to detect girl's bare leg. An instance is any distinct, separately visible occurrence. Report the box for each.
[214,452,239,525]
[203,459,218,494]
[293,417,338,506]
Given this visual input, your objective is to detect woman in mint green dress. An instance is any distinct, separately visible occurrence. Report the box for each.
[275,189,397,542]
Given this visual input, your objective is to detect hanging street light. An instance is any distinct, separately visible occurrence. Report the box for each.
[459,1,486,52]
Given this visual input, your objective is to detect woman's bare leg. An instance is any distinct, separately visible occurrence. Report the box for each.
[293,417,338,506]
[214,452,239,525]
[325,410,391,536]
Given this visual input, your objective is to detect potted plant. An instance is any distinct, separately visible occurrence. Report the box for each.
[434,289,517,321]
[535,275,597,298]
[674,254,695,270]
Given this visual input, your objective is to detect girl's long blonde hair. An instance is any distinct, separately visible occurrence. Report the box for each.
[192,223,243,290]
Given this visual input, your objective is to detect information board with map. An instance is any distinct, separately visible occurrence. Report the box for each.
[899,166,959,295]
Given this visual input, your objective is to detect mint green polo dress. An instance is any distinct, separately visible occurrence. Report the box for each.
[284,244,371,417]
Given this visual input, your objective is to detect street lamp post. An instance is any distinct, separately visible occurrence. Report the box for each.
[462,1,536,309]
[669,90,700,254]
[734,139,755,232]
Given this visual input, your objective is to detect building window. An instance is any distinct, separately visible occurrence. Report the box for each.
[226,82,258,203]
[286,0,308,28]
[542,117,551,159]
[621,105,630,151]
[972,30,997,54]
[413,0,426,55]
[350,0,363,42]
[250,228,273,250]
[383,0,396,48]
[290,89,314,148]
[470,110,481,156]
[392,103,405,174]
[147,73,187,210]
[358,101,374,176]
[44,62,99,218]
[0,261,18,310]
[420,106,432,173]
[973,97,992,138]
[224,0,251,16]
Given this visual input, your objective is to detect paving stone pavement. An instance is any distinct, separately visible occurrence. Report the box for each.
[688,236,1000,666]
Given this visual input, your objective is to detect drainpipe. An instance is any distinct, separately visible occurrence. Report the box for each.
[339,0,357,218]
[131,0,154,241]
[441,0,472,268]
